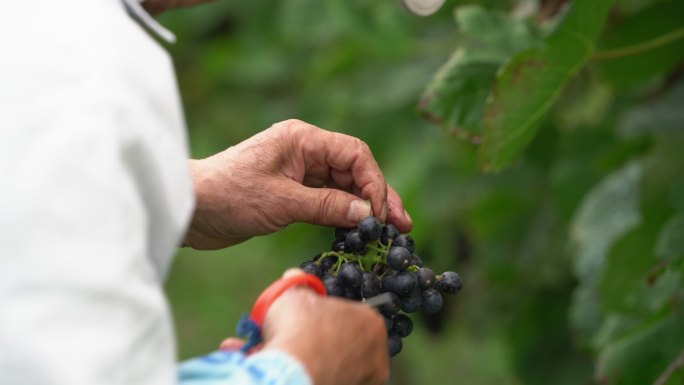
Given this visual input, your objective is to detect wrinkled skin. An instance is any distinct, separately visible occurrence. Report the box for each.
[185,119,412,250]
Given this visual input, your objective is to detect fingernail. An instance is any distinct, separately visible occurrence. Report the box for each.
[404,209,413,224]
[380,202,388,222]
[282,268,304,279]
[347,199,372,222]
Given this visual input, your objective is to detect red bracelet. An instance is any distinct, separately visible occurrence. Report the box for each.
[249,273,327,328]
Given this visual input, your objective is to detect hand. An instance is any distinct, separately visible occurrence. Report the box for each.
[262,288,389,385]
[184,119,412,250]
[142,0,216,15]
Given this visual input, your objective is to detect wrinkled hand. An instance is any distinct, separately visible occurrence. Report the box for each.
[142,0,216,15]
[184,119,412,250]
[263,289,389,385]
[219,269,390,385]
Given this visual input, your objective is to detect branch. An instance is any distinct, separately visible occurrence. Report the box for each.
[593,27,684,60]
[653,349,684,385]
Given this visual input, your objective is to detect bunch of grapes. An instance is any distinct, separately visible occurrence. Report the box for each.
[299,216,463,357]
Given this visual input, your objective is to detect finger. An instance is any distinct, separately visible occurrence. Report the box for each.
[219,338,264,355]
[281,179,373,227]
[386,184,413,233]
[290,123,388,220]
[219,337,246,351]
[282,268,305,279]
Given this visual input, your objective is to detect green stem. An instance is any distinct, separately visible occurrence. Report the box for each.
[593,27,684,60]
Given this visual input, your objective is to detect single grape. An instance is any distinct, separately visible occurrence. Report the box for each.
[421,289,443,314]
[415,267,435,290]
[388,332,403,357]
[392,314,413,338]
[387,246,411,271]
[344,287,362,300]
[400,288,422,313]
[393,270,418,296]
[410,254,424,268]
[345,230,366,253]
[358,216,382,241]
[319,255,338,272]
[379,292,401,317]
[380,224,400,245]
[437,271,463,294]
[300,261,320,276]
[381,270,399,293]
[339,262,363,289]
[323,275,344,297]
[335,227,351,242]
[361,271,381,298]
[331,240,345,252]
[393,235,416,254]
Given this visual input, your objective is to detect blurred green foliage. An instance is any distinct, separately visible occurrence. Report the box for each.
[161,0,684,384]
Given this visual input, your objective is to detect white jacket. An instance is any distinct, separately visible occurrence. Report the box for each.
[0,0,195,384]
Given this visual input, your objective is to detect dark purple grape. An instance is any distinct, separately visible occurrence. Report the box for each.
[421,289,443,314]
[335,227,352,241]
[388,332,403,357]
[361,271,381,298]
[381,270,399,293]
[400,288,422,313]
[344,287,362,300]
[379,293,401,317]
[393,235,416,254]
[323,276,344,297]
[345,230,366,253]
[319,255,337,273]
[393,271,418,296]
[410,254,424,267]
[358,216,382,241]
[313,253,322,261]
[415,267,435,290]
[339,262,362,289]
[437,271,463,294]
[392,314,413,338]
[331,240,345,252]
[380,224,400,245]
[300,261,320,276]
[387,246,411,271]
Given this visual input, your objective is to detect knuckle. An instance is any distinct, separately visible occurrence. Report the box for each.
[314,190,336,224]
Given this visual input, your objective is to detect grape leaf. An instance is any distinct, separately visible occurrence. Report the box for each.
[596,309,684,385]
[569,161,642,341]
[656,213,684,260]
[419,5,536,141]
[596,1,684,90]
[618,81,684,138]
[478,0,614,171]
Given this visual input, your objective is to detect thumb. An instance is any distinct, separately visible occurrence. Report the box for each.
[285,182,372,228]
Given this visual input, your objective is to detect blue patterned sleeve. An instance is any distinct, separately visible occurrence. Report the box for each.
[178,349,312,385]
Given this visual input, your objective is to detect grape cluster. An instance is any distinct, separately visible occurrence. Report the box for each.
[299,216,463,357]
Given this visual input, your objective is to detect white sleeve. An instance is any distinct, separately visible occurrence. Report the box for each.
[0,1,194,384]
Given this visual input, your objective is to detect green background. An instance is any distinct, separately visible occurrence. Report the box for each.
[160,1,684,384]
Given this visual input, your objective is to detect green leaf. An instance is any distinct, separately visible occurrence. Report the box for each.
[656,213,684,260]
[618,81,684,138]
[569,161,642,340]
[596,309,684,385]
[419,5,536,140]
[596,1,684,89]
[478,0,614,171]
